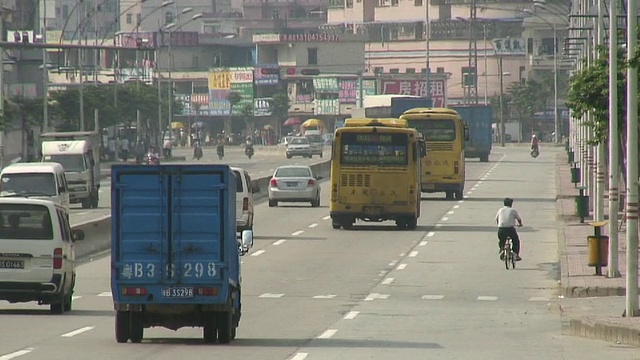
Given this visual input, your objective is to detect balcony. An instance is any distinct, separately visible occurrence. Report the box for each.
[431,0,530,4]
[430,19,523,41]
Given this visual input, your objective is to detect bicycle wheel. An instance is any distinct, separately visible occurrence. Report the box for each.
[511,252,516,269]
[504,249,510,269]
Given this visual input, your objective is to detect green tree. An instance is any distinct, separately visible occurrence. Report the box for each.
[239,102,255,135]
[270,92,290,139]
[506,80,547,136]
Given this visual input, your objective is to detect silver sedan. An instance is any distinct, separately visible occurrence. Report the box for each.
[268,165,322,207]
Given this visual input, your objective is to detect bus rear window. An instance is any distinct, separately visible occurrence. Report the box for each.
[340,133,408,166]
[410,119,456,141]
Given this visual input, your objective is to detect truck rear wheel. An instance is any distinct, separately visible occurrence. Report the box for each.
[91,191,99,208]
[115,311,130,343]
[216,311,233,344]
[480,154,489,162]
[129,312,144,343]
[203,313,217,344]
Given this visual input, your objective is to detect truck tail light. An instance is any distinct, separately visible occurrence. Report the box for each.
[196,287,219,296]
[454,161,459,175]
[53,248,63,269]
[122,287,148,296]
[270,179,277,187]
[242,197,249,211]
[307,179,315,187]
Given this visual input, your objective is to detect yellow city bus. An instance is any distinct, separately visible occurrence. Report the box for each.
[330,119,427,230]
[344,118,409,128]
[400,108,469,200]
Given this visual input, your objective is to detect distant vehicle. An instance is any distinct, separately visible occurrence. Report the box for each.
[268,165,322,207]
[230,167,259,232]
[304,133,324,158]
[285,137,313,159]
[0,162,70,212]
[0,197,84,313]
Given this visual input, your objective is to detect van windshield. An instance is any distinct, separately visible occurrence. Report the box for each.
[0,204,53,240]
[44,154,86,172]
[0,173,57,197]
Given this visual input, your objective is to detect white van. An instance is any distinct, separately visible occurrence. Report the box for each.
[230,167,259,232]
[0,163,70,212]
[0,197,84,313]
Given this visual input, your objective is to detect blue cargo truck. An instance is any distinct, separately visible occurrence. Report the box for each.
[452,105,493,162]
[110,164,253,344]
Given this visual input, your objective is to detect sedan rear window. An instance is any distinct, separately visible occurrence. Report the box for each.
[0,204,53,240]
[275,167,312,178]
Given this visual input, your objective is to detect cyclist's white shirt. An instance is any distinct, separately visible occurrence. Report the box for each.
[496,206,522,227]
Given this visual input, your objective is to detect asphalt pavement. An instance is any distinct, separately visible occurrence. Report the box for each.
[1,146,637,359]
[69,145,322,227]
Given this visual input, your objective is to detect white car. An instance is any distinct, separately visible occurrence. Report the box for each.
[231,167,258,232]
[0,198,84,313]
[268,165,322,207]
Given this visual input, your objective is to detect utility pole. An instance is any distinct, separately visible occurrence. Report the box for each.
[357,71,364,108]
[78,6,85,131]
[626,0,639,317]
[498,56,505,147]
[607,0,620,278]
[425,1,431,102]
[0,10,4,168]
[594,0,605,222]
[42,0,49,132]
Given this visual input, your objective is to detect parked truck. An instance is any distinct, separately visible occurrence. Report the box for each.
[40,131,102,208]
[350,95,433,118]
[110,164,254,344]
[452,105,493,162]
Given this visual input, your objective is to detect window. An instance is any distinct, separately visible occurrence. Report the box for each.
[347,0,354,7]
[405,68,416,74]
[62,5,69,19]
[0,204,53,240]
[0,173,57,197]
[415,0,423,5]
[275,166,312,177]
[126,14,133,24]
[391,0,399,6]
[272,10,279,19]
[56,209,70,242]
[232,171,244,192]
[374,67,384,74]
[389,68,400,74]
[340,133,408,166]
[409,119,456,141]
[307,48,318,65]
[136,13,142,26]
[439,5,451,20]
[165,11,174,24]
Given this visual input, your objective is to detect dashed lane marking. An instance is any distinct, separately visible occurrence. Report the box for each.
[427,231,435,237]
[453,205,460,209]
[72,296,82,301]
[477,296,498,301]
[447,211,455,215]
[250,250,266,257]
[364,293,390,301]
[322,216,331,220]
[388,260,398,266]
[308,223,318,228]
[0,348,35,360]
[273,239,286,246]
[318,329,338,339]
[343,311,360,320]
[419,241,428,246]
[61,326,95,338]
[313,295,337,299]
[422,295,445,300]
[259,293,284,298]
[291,230,304,236]
[441,217,449,221]
[435,224,443,227]
[97,292,112,297]
[409,251,418,257]
[382,278,394,285]
[396,264,407,270]
[529,297,551,302]
[289,353,308,360]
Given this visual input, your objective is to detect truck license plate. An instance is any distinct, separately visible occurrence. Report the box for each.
[161,287,194,298]
[0,260,24,269]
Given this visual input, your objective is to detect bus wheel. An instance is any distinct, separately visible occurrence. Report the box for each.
[406,217,417,230]
[454,190,463,200]
[445,191,454,200]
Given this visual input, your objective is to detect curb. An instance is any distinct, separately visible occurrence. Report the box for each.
[569,318,640,347]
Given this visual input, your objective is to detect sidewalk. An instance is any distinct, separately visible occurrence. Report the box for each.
[555,150,640,346]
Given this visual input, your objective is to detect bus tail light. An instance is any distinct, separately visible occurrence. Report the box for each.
[307,179,316,187]
[270,178,277,187]
[53,248,63,269]
[122,287,148,296]
[454,161,459,175]
[242,197,249,211]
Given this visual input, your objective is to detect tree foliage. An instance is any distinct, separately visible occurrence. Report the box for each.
[271,92,290,122]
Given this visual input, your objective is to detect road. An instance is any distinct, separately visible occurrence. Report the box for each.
[1,146,637,359]
[69,146,322,226]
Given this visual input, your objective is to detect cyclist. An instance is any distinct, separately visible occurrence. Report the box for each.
[495,198,523,261]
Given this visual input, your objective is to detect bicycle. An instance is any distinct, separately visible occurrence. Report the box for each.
[502,236,516,270]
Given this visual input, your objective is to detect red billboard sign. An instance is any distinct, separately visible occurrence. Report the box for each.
[381,79,447,107]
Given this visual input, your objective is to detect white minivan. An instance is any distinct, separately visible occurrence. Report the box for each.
[0,198,84,313]
[0,163,70,212]
[230,167,259,232]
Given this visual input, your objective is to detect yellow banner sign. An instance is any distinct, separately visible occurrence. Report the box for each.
[208,71,231,90]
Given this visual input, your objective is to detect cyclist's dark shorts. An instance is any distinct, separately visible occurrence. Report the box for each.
[498,227,519,242]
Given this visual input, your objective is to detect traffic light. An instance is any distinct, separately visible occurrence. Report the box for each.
[260,67,280,75]
[300,69,320,76]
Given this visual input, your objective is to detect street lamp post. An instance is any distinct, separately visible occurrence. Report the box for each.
[498,56,505,147]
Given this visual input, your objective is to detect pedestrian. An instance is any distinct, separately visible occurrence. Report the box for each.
[119,137,130,162]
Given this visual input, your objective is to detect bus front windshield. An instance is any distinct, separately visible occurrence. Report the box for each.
[409,119,456,141]
[44,154,86,172]
[340,132,408,166]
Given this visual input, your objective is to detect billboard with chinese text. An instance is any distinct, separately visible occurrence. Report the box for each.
[381,79,447,107]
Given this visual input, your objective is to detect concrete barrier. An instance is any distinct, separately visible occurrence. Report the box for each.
[251,159,331,200]
[71,216,111,260]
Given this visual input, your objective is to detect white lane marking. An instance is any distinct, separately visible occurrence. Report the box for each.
[97,292,112,297]
[478,181,483,184]
[409,251,419,257]
[382,278,394,285]
[343,311,360,320]
[466,191,473,195]
[458,200,464,203]
[441,217,449,221]
[399,253,406,257]
[397,263,407,270]
[259,293,284,298]
[419,241,428,246]
[427,231,435,237]
[447,211,455,215]
[388,260,398,266]
[273,239,287,246]
[435,224,443,227]
[289,353,309,360]
[453,205,460,209]
[318,329,338,339]
[72,296,82,301]
[0,348,35,360]
[364,293,390,301]
[529,297,551,302]
[313,295,336,299]
[308,223,318,228]
[322,215,331,220]
[250,249,266,257]
[477,296,498,301]
[422,295,445,300]
[291,230,304,236]
[61,326,95,337]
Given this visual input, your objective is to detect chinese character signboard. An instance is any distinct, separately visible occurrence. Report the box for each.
[339,79,378,103]
[361,80,377,96]
[491,38,525,55]
[208,69,231,116]
[314,99,340,115]
[381,79,447,107]
[230,82,254,115]
[313,78,339,92]
[254,98,274,116]
[253,33,340,43]
[254,65,280,85]
[230,68,254,83]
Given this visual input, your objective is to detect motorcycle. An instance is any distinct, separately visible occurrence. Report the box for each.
[193,146,203,160]
[245,145,254,159]
[216,144,225,160]
[530,145,539,158]
[144,152,160,165]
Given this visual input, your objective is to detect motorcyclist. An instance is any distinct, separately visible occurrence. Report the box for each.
[193,140,203,160]
[531,134,540,154]
[145,146,160,165]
